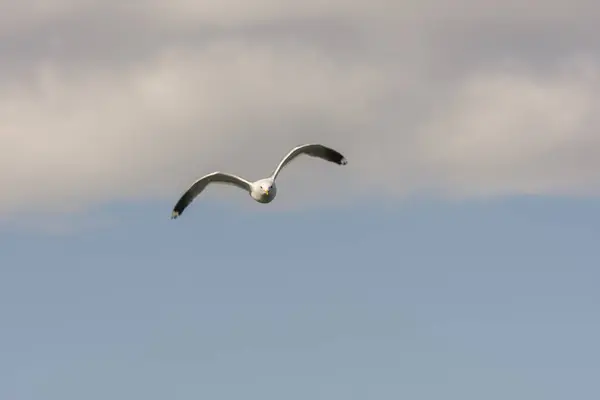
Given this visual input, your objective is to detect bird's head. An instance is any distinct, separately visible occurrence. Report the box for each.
[260,181,274,196]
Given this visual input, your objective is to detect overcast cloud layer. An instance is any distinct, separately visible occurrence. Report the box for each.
[2,0,600,219]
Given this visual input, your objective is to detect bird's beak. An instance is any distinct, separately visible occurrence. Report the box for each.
[265,189,269,195]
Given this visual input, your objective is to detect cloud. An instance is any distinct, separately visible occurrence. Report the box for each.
[0,40,386,217]
[416,58,600,197]
[1,0,599,221]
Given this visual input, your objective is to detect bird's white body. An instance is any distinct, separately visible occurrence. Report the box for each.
[171,143,347,219]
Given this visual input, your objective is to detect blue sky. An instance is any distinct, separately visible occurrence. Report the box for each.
[2,196,599,399]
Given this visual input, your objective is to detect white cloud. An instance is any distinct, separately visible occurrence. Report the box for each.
[416,58,600,197]
[0,41,386,217]
[1,0,600,223]
[6,0,599,38]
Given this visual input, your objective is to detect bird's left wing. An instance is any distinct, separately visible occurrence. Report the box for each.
[270,144,347,180]
[171,172,252,219]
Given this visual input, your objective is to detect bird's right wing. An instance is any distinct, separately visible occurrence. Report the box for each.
[171,172,252,219]
[270,143,347,180]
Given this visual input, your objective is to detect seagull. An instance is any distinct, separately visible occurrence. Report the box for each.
[170,143,348,219]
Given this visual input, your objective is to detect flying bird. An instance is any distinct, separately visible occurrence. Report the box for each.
[170,143,347,219]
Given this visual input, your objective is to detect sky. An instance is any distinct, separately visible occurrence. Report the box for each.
[1,0,600,399]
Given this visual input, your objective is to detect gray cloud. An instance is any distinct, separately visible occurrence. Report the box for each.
[1,0,600,220]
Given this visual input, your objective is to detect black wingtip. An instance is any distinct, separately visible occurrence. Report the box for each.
[320,146,347,166]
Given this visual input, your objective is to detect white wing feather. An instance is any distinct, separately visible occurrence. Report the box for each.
[171,172,252,219]
[270,144,347,180]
